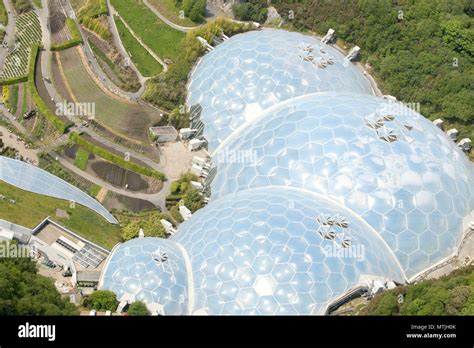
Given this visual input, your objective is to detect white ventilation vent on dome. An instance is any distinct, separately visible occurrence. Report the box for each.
[316,214,353,248]
[152,248,168,265]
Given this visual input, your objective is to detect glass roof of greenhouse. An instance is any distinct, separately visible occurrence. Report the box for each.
[187,29,374,153]
[100,29,473,315]
[0,156,117,224]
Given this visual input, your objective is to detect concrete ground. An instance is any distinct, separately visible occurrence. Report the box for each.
[158,141,208,181]
[0,125,39,164]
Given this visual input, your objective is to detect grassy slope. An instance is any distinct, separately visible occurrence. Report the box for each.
[147,0,198,27]
[0,180,121,249]
[114,17,163,77]
[111,0,185,61]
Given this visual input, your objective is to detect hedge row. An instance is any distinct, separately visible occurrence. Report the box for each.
[28,45,73,133]
[69,132,166,180]
[51,18,83,51]
[0,75,28,86]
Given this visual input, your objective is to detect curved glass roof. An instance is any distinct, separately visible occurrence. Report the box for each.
[100,237,189,315]
[171,187,405,315]
[210,93,474,278]
[101,28,473,315]
[188,29,374,152]
[0,156,117,224]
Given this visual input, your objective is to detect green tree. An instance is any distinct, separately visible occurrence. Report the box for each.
[0,243,78,315]
[128,301,149,316]
[183,188,204,212]
[233,1,268,23]
[88,290,117,311]
[188,0,206,23]
[168,108,190,129]
[361,266,474,316]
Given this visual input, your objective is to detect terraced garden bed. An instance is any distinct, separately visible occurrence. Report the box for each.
[0,11,42,82]
[56,46,161,142]
[49,0,72,44]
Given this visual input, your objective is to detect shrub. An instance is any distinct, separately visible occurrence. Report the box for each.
[81,17,111,41]
[233,0,268,23]
[183,188,204,212]
[120,212,166,241]
[87,290,117,311]
[169,205,183,223]
[170,181,180,194]
[128,301,149,316]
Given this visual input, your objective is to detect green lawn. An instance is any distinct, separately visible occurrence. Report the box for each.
[147,0,199,27]
[73,147,90,170]
[114,17,164,77]
[0,180,122,249]
[111,0,185,61]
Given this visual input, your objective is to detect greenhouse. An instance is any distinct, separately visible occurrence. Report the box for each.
[101,29,474,315]
[0,156,117,224]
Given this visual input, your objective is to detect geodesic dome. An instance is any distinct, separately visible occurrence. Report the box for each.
[100,29,473,315]
[171,188,405,314]
[100,238,189,314]
[187,29,374,152]
[209,92,474,278]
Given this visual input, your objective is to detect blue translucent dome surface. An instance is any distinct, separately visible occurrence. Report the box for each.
[0,156,117,223]
[171,187,405,315]
[187,29,374,152]
[100,237,189,314]
[210,93,474,278]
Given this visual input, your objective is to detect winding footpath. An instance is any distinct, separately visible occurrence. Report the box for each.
[142,0,201,32]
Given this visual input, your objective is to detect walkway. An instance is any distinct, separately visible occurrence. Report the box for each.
[143,0,200,32]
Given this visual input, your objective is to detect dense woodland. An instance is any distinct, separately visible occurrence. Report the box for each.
[273,0,474,141]
[0,243,78,315]
[361,266,474,315]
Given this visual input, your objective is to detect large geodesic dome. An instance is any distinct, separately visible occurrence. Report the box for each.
[187,29,374,152]
[100,238,190,314]
[101,29,474,315]
[171,188,405,314]
[210,92,474,278]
